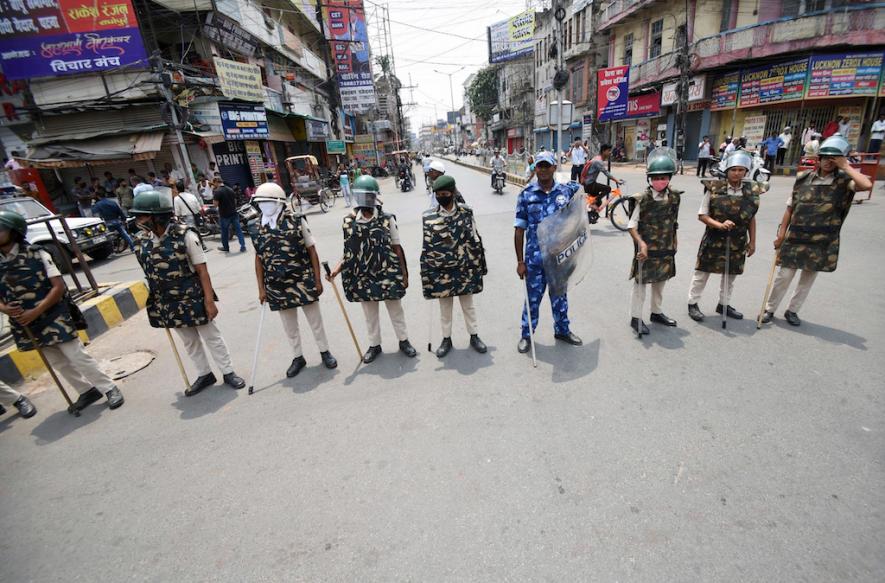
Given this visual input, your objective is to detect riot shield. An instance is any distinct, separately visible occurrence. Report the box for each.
[537,191,593,297]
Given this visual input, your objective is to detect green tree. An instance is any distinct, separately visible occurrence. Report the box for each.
[467,66,499,121]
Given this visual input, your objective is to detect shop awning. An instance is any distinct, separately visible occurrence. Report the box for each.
[267,114,296,142]
[22,131,165,168]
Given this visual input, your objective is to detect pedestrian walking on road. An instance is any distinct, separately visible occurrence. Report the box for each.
[250,182,337,378]
[421,175,488,358]
[687,151,763,323]
[213,178,246,253]
[760,135,873,327]
[0,210,124,413]
[130,190,246,395]
[92,190,135,252]
[325,176,417,364]
[696,136,713,177]
[627,148,682,335]
[172,181,202,229]
[762,134,783,173]
[514,151,583,353]
[776,127,792,166]
[567,138,588,182]
[868,113,885,153]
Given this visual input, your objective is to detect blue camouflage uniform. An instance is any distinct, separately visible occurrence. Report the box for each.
[514,179,581,338]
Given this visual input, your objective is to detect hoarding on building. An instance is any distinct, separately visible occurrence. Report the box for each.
[739,58,808,108]
[326,139,346,154]
[661,75,706,106]
[0,0,148,80]
[710,71,740,111]
[322,0,375,114]
[219,102,268,141]
[597,66,629,122]
[626,91,660,119]
[487,10,534,64]
[214,57,265,102]
[807,52,884,98]
[742,115,766,145]
[203,13,257,57]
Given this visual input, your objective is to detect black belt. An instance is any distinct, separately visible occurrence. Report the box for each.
[647,249,676,258]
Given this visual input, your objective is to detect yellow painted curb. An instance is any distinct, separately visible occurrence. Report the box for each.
[128,281,148,308]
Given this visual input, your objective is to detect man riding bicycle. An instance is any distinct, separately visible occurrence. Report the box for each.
[579,144,625,222]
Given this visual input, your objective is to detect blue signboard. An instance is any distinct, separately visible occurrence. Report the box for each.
[597,66,630,122]
[218,102,268,141]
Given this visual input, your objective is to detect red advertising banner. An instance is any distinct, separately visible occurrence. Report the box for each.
[627,91,660,118]
[597,65,629,122]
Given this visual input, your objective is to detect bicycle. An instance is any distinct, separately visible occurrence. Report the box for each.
[585,183,634,232]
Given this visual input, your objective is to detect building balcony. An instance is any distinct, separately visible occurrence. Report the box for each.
[597,0,663,32]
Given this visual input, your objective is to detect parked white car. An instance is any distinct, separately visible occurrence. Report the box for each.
[0,196,115,272]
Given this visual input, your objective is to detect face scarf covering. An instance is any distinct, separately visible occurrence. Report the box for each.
[650,176,670,193]
[259,201,284,229]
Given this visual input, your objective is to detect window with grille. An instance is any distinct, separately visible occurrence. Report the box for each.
[650,19,663,59]
[623,33,633,66]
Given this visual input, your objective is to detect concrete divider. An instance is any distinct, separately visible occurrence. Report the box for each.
[0,280,148,385]
[442,156,530,188]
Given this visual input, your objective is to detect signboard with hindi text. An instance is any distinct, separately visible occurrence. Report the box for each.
[0,0,147,80]
[322,0,375,114]
[214,57,265,102]
[219,102,268,141]
[710,71,740,111]
[487,10,535,64]
[739,58,808,108]
[742,115,766,146]
[807,52,884,98]
[597,66,629,122]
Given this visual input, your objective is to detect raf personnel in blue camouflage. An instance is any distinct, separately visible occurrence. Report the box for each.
[514,151,583,353]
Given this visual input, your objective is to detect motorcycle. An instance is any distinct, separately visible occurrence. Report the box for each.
[492,170,506,194]
[399,169,413,192]
[710,149,771,182]
[237,202,259,240]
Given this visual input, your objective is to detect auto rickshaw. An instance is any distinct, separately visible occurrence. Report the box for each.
[284,155,335,213]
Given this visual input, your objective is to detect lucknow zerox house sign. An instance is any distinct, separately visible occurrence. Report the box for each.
[0,0,148,80]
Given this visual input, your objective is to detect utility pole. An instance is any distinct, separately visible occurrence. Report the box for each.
[554,1,567,166]
[151,52,197,192]
[675,21,690,174]
[434,67,464,150]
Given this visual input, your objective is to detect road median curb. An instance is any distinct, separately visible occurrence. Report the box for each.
[443,156,529,188]
[0,280,148,385]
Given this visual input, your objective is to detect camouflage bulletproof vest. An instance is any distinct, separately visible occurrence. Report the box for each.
[779,171,854,272]
[341,212,406,303]
[0,243,78,351]
[420,204,487,299]
[135,223,209,328]
[251,211,317,311]
[631,187,681,284]
[695,180,761,275]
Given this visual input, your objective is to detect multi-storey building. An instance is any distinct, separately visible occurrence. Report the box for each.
[596,0,885,164]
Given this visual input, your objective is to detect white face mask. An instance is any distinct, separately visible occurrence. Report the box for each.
[258,201,283,217]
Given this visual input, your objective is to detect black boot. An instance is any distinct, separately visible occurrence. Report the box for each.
[186,372,216,397]
[716,304,744,319]
[223,372,246,389]
[363,345,382,364]
[13,395,37,418]
[68,387,102,412]
[688,303,705,322]
[784,310,801,326]
[650,312,677,326]
[517,337,530,353]
[760,311,774,324]
[469,334,488,354]
[286,356,307,378]
[435,337,453,358]
[630,318,650,335]
[105,387,124,410]
[399,339,417,357]
[320,351,338,369]
[554,331,583,345]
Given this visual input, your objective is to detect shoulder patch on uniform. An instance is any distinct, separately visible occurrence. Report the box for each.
[795,170,812,180]
[668,187,685,195]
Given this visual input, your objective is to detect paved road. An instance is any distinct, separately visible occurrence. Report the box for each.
[2,165,883,582]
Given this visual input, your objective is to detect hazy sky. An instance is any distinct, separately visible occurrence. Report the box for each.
[364,0,531,136]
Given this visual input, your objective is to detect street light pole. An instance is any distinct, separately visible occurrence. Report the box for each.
[434,67,465,150]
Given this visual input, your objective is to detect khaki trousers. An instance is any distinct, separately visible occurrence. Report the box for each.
[439,294,478,337]
[688,270,737,305]
[765,267,819,313]
[175,320,234,377]
[42,339,116,394]
[278,302,329,357]
[631,281,667,319]
[361,299,408,346]
[0,379,22,406]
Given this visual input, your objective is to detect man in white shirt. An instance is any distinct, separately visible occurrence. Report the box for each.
[567,139,588,182]
[776,127,792,166]
[696,136,713,177]
[173,187,202,228]
[724,137,739,155]
[868,113,885,153]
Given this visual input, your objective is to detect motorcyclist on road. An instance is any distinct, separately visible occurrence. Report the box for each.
[490,150,506,188]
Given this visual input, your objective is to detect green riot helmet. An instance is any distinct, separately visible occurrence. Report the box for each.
[0,209,28,238]
[724,150,753,171]
[646,147,678,176]
[352,175,380,208]
[818,134,850,157]
[130,188,174,215]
